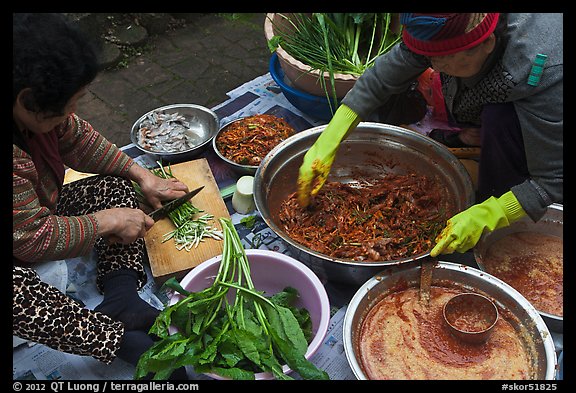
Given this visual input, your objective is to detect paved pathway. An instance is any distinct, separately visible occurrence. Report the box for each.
[76,13,271,148]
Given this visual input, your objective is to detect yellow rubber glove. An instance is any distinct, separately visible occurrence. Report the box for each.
[297,104,360,207]
[431,191,527,256]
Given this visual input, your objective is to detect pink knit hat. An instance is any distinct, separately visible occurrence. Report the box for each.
[401,13,500,56]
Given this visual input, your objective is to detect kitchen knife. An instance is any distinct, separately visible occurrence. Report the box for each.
[148,185,204,221]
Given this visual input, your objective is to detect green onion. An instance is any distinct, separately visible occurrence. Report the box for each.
[163,213,224,251]
[135,218,328,380]
[133,161,223,251]
[268,13,402,108]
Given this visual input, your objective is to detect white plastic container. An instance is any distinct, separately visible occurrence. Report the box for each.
[232,175,256,214]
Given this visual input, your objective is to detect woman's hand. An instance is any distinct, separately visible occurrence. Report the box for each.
[128,164,189,210]
[93,208,155,244]
[430,191,526,256]
[297,105,360,207]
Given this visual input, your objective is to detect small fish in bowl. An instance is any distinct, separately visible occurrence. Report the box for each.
[131,104,219,163]
[137,111,205,153]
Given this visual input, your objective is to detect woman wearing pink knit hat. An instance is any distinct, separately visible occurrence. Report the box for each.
[297,13,563,256]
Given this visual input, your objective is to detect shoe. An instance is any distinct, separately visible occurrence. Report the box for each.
[428,129,474,148]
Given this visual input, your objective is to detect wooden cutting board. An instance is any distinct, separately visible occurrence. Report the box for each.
[144,158,230,283]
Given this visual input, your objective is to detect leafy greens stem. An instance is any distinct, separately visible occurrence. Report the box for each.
[220,218,271,335]
[219,282,276,308]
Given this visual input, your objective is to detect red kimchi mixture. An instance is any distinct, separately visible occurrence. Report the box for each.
[278,174,451,261]
[215,114,296,166]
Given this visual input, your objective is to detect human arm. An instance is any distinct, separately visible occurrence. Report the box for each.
[13,152,152,261]
[509,80,563,221]
[91,207,154,244]
[341,42,430,119]
[430,191,526,256]
[57,114,190,210]
[13,151,99,261]
[431,14,563,255]
[297,105,360,207]
[126,163,189,211]
[57,114,134,177]
[296,44,429,207]
[500,13,562,220]
[13,182,151,259]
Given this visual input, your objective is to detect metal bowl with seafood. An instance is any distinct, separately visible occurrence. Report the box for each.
[343,261,557,380]
[474,203,563,333]
[253,122,475,285]
[213,114,297,175]
[131,104,219,163]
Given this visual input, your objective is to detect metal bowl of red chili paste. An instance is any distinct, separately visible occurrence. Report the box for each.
[342,261,557,380]
[474,204,563,333]
[253,122,475,285]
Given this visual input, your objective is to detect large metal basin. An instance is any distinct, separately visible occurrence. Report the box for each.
[474,204,563,333]
[343,261,557,380]
[254,122,475,285]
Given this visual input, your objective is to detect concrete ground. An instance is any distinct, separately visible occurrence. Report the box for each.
[75,13,272,148]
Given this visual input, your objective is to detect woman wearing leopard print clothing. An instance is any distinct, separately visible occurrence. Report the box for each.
[13,13,188,378]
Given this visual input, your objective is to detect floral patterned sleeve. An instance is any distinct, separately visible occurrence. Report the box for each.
[13,149,99,262]
[13,113,136,263]
[57,113,134,176]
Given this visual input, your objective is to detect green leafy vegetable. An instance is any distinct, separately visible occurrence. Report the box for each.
[135,218,329,380]
[240,215,257,229]
[268,13,402,113]
[270,13,401,77]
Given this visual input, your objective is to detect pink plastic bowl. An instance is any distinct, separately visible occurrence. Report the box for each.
[169,249,331,380]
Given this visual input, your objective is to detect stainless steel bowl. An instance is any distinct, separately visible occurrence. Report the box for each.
[212,118,258,176]
[131,104,219,163]
[443,292,499,344]
[474,203,563,333]
[253,122,475,285]
[343,261,557,380]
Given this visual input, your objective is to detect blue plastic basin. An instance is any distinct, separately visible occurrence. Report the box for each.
[269,53,339,122]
